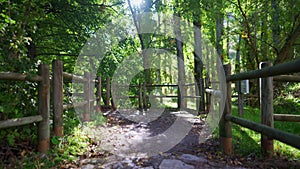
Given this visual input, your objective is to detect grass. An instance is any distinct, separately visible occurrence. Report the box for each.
[229,95,300,160]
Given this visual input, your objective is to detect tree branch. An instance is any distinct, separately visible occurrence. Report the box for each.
[127,0,145,50]
[275,22,300,64]
[237,0,259,68]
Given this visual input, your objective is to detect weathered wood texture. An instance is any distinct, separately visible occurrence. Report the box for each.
[143,83,147,109]
[0,115,42,129]
[219,65,232,155]
[177,83,181,109]
[237,80,244,116]
[84,72,91,121]
[139,83,143,110]
[274,114,300,122]
[227,58,300,82]
[62,72,86,83]
[260,62,274,156]
[0,72,42,82]
[96,76,102,112]
[53,60,64,137]
[225,114,300,150]
[106,77,111,106]
[273,75,300,82]
[38,64,50,153]
[90,75,95,112]
[111,83,116,110]
[205,89,221,96]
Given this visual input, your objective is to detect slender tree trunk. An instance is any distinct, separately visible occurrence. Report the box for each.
[235,35,244,115]
[216,0,224,62]
[275,23,300,64]
[174,1,186,108]
[261,1,269,61]
[194,20,205,112]
[127,0,152,85]
[271,0,280,51]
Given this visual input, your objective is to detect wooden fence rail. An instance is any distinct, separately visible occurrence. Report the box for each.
[0,72,42,82]
[0,115,43,129]
[62,72,87,83]
[225,114,300,150]
[220,59,300,157]
[0,64,50,153]
[227,58,300,81]
[273,114,300,122]
[273,75,300,82]
[113,83,202,110]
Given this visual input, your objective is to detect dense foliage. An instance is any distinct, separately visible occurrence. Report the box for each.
[0,0,299,167]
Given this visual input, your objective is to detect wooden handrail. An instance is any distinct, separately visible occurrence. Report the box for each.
[227,59,300,81]
[62,72,87,83]
[0,72,42,82]
[273,75,300,82]
[274,114,300,122]
[0,115,43,129]
[225,114,300,149]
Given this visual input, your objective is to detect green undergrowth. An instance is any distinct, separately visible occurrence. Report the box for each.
[1,110,107,169]
[21,127,90,169]
[228,95,300,160]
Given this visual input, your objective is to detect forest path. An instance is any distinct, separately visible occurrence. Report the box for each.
[76,110,247,169]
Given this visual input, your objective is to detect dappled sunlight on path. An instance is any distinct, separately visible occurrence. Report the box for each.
[79,109,249,169]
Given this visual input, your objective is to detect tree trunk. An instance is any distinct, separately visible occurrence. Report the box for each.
[127,0,152,85]
[174,1,186,109]
[194,20,205,112]
[271,0,281,51]
[216,1,224,62]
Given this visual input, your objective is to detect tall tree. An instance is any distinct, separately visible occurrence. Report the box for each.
[127,0,154,85]
[192,0,205,112]
[216,0,224,62]
[174,0,186,108]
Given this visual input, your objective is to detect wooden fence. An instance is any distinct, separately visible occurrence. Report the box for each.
[113,83,203,111]
[0,64,50,153]
[220,58,300,157]
[0,60,100,152]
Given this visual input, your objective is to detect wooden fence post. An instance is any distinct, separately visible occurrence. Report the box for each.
[260,62,274,157]
[38,64,50,153]
[177,82,181,109]
[219,64,232,155]
[106,77,110,107]
[90,75,95,113]
[111,82,116,110]
[96,76,102,112]
[237,80,244,116]
[52,60,63,137]
[139,83,143,110]
[205,78,211,112]
[143,83,147,109]
[84,72,90,121]
[199,77,205,112]
[205,44,211,112]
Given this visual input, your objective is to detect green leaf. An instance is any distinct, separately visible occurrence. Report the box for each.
[51,136,61,145]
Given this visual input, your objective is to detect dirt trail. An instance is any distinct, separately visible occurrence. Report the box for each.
[74,109,300,169]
